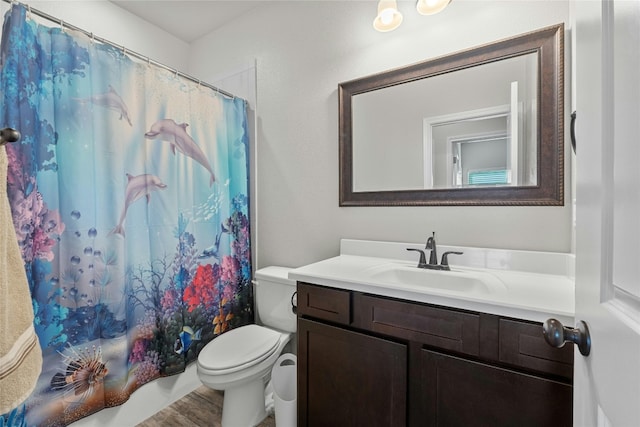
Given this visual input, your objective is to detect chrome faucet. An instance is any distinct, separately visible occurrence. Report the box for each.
[406,232,464,271]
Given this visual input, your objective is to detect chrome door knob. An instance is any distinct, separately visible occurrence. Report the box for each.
[543,318,591,356]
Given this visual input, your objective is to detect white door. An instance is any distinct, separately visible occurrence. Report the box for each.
[573,0,640,425]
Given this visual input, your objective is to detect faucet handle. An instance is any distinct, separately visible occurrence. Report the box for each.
[440,251,463,269]
[407,248,428,268]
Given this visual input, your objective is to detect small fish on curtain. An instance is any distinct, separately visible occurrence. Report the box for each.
[0,4,253,426]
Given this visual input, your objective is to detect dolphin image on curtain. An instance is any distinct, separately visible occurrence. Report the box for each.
[0,4,253,426]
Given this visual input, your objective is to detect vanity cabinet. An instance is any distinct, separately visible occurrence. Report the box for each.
[297,284,407,426]
[297,282,573,427]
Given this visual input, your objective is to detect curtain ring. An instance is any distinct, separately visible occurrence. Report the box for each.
[90,32,94,44]
[26,4,32,18]
[60,19,64,31]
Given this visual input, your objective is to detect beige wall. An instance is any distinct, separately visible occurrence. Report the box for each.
[188,1,573,270]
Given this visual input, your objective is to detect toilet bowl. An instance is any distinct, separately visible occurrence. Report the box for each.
[197,266,296,427]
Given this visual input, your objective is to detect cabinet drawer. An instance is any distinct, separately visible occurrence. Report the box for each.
[499,318,574,380]
[353,293,480,356]
[297,282,351,325]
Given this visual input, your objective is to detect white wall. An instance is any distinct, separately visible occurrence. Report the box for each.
[189,0,573,270]
[5,1,190,70]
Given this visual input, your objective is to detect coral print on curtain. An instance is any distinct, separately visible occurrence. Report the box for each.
[0,4,252,426]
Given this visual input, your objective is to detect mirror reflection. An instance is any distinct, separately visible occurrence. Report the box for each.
[352,53,537,192]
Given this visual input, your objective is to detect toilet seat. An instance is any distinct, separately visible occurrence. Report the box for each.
[198,324,282,374]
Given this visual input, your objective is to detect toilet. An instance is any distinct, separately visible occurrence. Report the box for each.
[197,266,297,427]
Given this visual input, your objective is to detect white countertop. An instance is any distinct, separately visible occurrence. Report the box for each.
[288,239,575,325]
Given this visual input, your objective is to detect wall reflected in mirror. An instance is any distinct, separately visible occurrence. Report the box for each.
[352,53,538,192]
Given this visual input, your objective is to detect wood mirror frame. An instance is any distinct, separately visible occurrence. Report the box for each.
[338,24,564,206]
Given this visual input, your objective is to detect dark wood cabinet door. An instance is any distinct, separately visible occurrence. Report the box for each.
[298,318,407,427]
[418,349,573,427]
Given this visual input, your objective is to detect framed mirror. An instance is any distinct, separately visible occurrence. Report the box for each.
[339,24,564,206]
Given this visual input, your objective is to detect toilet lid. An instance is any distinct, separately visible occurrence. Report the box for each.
[198,324,281,371]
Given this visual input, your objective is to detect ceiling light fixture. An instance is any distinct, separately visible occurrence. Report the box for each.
[373,0,403,33]
[374,0,451,32]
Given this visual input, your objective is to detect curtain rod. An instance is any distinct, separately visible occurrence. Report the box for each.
[0,0,242,102]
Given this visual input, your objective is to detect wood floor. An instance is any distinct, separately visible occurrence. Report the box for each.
[136,385,276,427]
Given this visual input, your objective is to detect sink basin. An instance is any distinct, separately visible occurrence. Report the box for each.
[363,264,506,295]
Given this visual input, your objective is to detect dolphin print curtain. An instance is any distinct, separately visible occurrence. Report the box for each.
[0,5,253,426]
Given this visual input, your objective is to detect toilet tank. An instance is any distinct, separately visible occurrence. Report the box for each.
[254,266,297,333]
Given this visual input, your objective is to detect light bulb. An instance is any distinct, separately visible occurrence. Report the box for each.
[380,9,395,26]
[416,0,451,16]
[373,0,403,32]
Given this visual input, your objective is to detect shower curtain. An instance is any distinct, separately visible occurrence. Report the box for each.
[0,5,253,426]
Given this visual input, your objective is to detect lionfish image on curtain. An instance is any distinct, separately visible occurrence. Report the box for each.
[50,345,108,401]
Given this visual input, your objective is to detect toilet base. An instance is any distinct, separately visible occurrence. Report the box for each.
[197,326,293,426]
[221,378,267,427]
